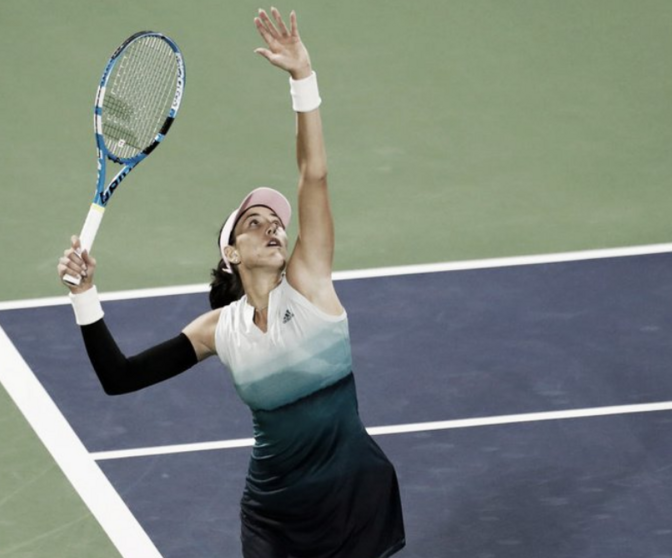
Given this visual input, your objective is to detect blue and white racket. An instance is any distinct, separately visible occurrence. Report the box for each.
[65,31,186,285]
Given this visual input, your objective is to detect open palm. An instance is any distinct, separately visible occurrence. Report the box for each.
[254,8,312,80]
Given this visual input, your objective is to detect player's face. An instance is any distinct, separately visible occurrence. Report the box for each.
[233,206,289,270]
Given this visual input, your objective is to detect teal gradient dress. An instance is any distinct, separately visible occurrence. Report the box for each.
[215,278,405,557]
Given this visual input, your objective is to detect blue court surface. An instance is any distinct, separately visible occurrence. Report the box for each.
[2,249,672,557]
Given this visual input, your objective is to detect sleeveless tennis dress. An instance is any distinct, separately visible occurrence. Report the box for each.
[215,278,405,558]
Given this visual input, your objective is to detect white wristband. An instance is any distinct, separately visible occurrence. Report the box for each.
[289,71,322,112]
[69,286,104,326]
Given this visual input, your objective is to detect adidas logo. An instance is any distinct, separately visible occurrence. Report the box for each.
[283,309,295,324]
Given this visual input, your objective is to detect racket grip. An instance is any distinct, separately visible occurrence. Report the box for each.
[79,203,105,252]
[64,204,105,286]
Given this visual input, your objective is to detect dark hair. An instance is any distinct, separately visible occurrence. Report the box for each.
[208,226,244,309]
[209,259,244,309]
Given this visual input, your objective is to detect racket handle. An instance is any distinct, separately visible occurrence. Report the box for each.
[64,204,106,286]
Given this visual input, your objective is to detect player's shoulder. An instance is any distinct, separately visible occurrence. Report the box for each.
[181,306,224,361]
[183,307,223,342]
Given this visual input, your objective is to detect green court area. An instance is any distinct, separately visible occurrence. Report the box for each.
[1,1,671,556]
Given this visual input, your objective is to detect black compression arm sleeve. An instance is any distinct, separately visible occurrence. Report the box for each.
[80,319,198,395]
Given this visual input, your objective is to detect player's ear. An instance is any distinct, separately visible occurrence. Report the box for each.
[223,245,240,265]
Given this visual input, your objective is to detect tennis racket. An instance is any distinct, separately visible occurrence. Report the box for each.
[64,31,186,285]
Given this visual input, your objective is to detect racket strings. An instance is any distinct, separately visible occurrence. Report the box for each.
[103,36,178,160]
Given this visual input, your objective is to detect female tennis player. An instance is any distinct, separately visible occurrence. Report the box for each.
[58,8,405,558]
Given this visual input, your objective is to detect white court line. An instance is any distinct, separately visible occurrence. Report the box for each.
[90,400,672,462]
[2,242,672,311]
[0,325,162,558]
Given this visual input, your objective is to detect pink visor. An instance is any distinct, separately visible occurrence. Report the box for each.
[218,187,292,274]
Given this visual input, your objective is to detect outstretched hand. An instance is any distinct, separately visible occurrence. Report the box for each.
[254,8,312,80]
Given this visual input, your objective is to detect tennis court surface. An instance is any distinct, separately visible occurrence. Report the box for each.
[3,247,672,557]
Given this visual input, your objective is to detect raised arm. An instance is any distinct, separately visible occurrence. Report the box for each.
[254,8,343,315]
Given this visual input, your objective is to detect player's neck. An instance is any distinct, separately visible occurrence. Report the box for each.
[241,268,283,314]
[252,307,269,333]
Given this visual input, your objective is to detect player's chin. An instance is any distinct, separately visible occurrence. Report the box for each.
[261,251,287,271]
[275,253,289,269]
[268,245,288,258]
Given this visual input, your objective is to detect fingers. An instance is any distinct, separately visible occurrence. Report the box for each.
[271,7,289,36]
[254,47,273,62]
[57,235,96,288]
[289,10,298,37]
[81,249,96,268]
[254,8,309,74]
[255,7,293,42]
[58,249,87,281]
[58,256,85,285]
[255,9,279,44]
[254,14,273,45]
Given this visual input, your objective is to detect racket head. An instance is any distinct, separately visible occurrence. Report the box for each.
[94,31,185,166]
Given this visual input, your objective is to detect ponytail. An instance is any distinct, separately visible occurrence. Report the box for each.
[209,259,244,309]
